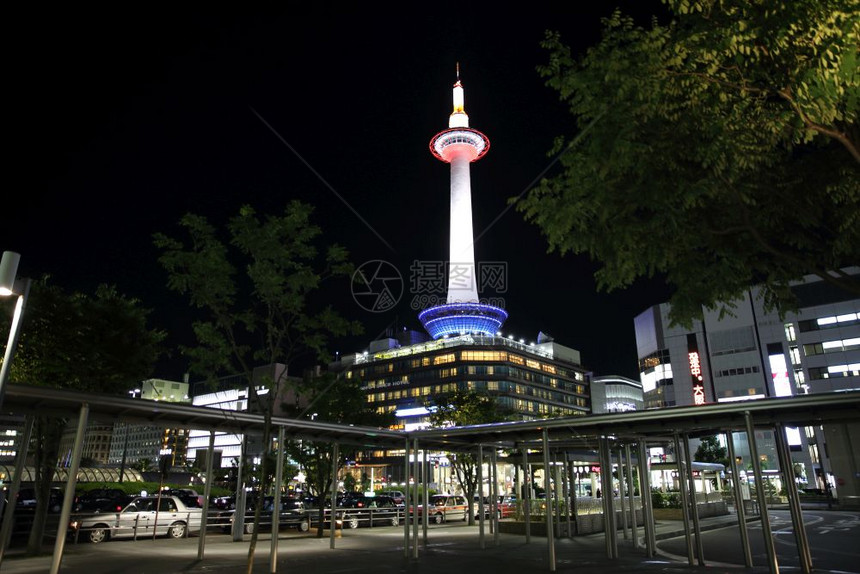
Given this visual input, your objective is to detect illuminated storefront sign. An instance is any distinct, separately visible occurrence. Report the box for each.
[687,334,706,405]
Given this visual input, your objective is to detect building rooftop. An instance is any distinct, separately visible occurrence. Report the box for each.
[339,334,582,367]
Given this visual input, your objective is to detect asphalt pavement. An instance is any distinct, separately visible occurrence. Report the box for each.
[0,512,783,574]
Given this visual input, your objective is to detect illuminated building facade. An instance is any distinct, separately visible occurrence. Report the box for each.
[634,267,860,493]
[105,379,191,469]
[590,375,643,413]
[186,364,303,468]
[336,331,590,430]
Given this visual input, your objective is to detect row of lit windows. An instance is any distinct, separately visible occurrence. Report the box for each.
[798,313,860,333]
[808,364,860,380]
[365,380,586,405]
[714,365,760,378]
[803,338,860,356]
[352,351,584,381]
[361,366,586,394]
[639,349,671,371]
[718,388,764,398]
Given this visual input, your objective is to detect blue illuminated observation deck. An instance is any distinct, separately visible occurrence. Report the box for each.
[418,302,509,339]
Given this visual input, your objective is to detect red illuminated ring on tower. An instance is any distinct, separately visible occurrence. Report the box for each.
[429,128,490,163]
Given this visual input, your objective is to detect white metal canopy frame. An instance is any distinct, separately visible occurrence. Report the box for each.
[0,383,858,574]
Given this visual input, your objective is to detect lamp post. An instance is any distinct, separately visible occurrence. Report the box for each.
[0,251,31,411]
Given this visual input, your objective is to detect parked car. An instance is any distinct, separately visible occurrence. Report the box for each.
[497,495,517,518]
[160,488,204,508]
[376,490,406,505]
[339,495,403,529]
[220,496,310,534]
[69,495,202,544]
[414,494,469,524]
[74,488,130,513]
[16,487,64,513]
[473,495,493,519]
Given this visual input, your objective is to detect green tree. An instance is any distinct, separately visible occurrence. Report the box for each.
[426,389,515,525]
[1,279,163,554]
[694,435,728,466]
[154,201,359,568]
[283,372,394,537]
[514,0,859,327]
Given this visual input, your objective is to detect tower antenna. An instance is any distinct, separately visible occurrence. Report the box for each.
[456,62,460,79]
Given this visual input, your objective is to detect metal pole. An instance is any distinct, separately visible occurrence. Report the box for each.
[672,433,695,566]
[330,442,339,549]
[625,443,637,549]
[542,429,556,571]
[477,444,485,549]
[618,448,628,540]
[606,441,618,559]
[198,430,216,560]
[403,438,410,558]
[412,438,419,559]
[599,439,611,558]
[775,423,812,573]
[637,441,655,557]
[682,433,705,565]
[491,447,499,545]
[563,452,572,539]
[726,431,753,567]
[270,425,285,573]
[0,415,33,562]
[522,448,531,544]
[422,448,428,546]
[744,411,779,574]
[0,277,30,411]
[552,452,561,539]
[49,402,89,574]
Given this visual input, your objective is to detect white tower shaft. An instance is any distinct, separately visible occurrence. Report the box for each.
[448,153,479,303]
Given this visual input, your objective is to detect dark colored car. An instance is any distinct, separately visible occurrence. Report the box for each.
[220,496,309,534]
[16,487,64,513]
[160,488,203,508]
[335,494,403,529]
[74,488,131,513]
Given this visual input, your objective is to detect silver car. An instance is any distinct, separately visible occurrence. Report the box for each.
[70,495,202,544]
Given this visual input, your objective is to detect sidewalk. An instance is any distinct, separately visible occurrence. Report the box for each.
[0,514,768,574]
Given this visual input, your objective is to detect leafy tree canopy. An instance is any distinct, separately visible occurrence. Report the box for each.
[694,434,728,466]
[154,200,359,382]
[154,200,361,560]
[4,279,164,392]
[515,0,859,327]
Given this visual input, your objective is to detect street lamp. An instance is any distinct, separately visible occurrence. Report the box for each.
[0,251,31,410]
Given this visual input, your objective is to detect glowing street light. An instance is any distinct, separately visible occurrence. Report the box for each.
[0,251,31,410]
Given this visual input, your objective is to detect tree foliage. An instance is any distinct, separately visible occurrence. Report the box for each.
[154,201,360,564]
[1,279,163,553]
[515,0,859,327]
[694,434,728,466]
[426,389,515,524]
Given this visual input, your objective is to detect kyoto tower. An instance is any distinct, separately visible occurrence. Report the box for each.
[418,68,509,339]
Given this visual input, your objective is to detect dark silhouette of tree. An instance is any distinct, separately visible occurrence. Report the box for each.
[154,201,360,571]
[1,280,163,553]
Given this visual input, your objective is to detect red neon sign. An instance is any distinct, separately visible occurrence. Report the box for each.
[689,351,705,405]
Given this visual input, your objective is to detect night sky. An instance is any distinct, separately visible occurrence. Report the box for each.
[5,4,673,382]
